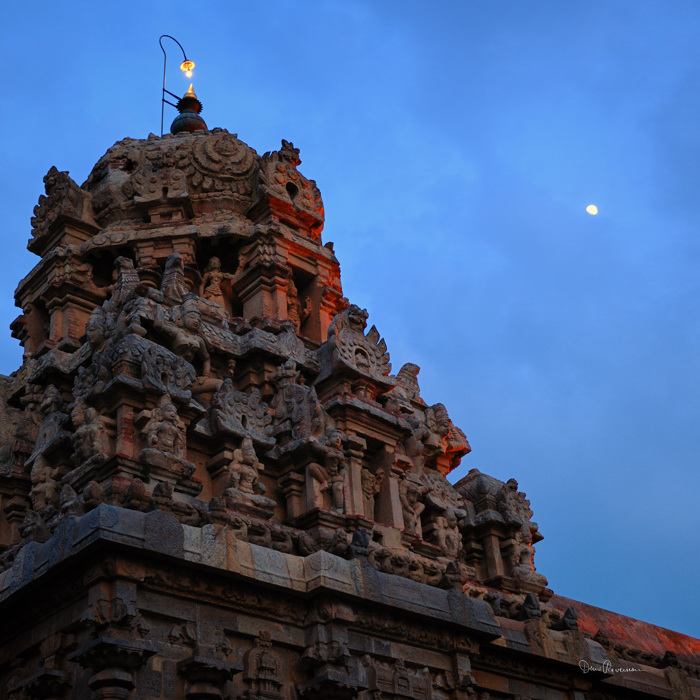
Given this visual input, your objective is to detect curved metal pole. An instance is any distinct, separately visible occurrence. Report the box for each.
[159,35,189,136]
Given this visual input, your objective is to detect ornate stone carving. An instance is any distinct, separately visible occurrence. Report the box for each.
[131,163,190,222]
[399,472,431,536]
[160,252,189,304]
[187,130,257,192]
[108,256,141,309]
[200,256,235,309]
[258,140,324,234]
[242,631,284,700]
[361,468,383,520]
[270,360,324,443]
[27,386,69,513]
[223,437,276,517]
[432,507,463,558]
[70,400,108,468]
[140,342,197,400]
[30,166,97,242]
[153,294,220,397]
[85,305,114,353]
[325,304,392,383]
[396,362,425,405]
[68,637,155,700]
[209,379,274,445]
[139,396,195,482]
[287,277,311,331]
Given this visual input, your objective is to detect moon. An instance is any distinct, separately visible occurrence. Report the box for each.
[586,204,598,215]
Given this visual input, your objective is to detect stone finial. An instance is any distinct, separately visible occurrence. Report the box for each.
[171,84,207,134]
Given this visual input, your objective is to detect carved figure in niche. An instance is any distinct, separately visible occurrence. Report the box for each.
[27,385,69,512]
[243,631,283,698]
[160,252,188,304]
[305,425,346,512]
[153,294,220,396]
[223,437,276,515]
[361,467,383,519]
[433,507,463,558]
[70,401,107,467]
[399,474,431,536]
[286,277,311,331]
[139,396,195,480]
[321,426,346,513]
[270,359,323,442]
[199,256,234,309]
[29,463,59,513]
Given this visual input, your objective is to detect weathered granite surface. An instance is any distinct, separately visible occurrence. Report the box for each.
[0,115,698,699]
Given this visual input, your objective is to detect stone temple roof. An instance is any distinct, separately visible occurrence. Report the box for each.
[82,129,323,233]
[0,126,698,698]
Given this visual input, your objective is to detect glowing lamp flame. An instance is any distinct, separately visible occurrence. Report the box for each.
[180,59,195,78]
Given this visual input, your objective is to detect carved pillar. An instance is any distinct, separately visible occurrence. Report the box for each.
[343,435,366,517]
[374,447,411,529]
[279,471,305,519]
[235,265,290,320]
[234,230,291,321]
[68,637,155,700]
[300,620,364,700]
[482,530,505,580]
[178,654,242,700]
[19,669,70,700]
[115,404,135,458]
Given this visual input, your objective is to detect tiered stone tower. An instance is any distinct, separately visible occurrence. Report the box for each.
[1,111,698,699]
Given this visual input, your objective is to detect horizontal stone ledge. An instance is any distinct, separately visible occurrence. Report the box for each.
[0,504,501,640]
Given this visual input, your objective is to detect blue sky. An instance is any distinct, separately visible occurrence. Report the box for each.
[1,1,699,638]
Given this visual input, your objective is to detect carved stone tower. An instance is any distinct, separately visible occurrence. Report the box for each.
[1,121,698,699]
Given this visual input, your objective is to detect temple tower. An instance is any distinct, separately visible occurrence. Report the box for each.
[0,96,698,699]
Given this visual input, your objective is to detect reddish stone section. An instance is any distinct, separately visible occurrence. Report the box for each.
[0,125,698,700]
[551,594,700,664]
